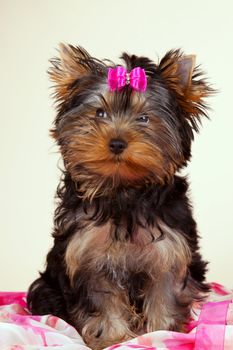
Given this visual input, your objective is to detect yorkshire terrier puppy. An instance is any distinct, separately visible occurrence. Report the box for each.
[28,44,212,349]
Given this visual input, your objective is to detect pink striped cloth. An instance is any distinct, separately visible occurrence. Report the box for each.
[0,283,232,350]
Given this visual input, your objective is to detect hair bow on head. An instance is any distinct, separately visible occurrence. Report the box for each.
[107,66,147,92]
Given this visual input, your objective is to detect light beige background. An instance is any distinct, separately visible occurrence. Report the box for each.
[1,0,232,291]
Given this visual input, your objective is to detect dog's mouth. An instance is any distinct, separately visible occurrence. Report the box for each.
[68,148,174,200]
[87,158,149,182]
[109,159,150,182]
[64,134,176,195]
[83,154,160,187]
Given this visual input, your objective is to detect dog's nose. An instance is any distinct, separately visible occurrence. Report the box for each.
[109,138,127,155]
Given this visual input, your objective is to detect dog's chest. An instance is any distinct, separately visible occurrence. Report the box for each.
[65,216,191,281]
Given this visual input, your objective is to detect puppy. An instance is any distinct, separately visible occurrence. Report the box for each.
[28,44,212,349]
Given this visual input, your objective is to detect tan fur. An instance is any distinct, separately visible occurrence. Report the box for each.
[65,219,191,282]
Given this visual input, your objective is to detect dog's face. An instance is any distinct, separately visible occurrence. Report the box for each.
[50,44,211,200]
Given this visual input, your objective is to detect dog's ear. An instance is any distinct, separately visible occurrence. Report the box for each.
[48,43,94,101]
[159,50,213,130]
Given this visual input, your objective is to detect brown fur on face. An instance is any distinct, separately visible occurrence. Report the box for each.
[53,90,185,200]
[49,45,213,201]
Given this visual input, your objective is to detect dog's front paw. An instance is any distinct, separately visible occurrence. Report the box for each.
[82,314,136,350]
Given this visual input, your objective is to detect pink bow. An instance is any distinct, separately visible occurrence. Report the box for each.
[107,66,147,92]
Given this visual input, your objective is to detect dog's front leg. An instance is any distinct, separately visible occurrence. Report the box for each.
[142,273,191,332]
[70,274,137,350]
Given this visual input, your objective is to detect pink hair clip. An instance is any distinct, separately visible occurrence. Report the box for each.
[107,66,147,92]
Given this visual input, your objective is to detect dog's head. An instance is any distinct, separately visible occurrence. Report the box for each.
[50,44,212,200]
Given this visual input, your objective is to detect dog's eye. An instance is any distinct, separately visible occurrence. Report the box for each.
[136,114,150,124]
[95,108,108,119]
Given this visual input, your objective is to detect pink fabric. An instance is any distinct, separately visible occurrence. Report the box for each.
[194,300,230,350]
[0,292,27,308]
[198,301,230,325]
[0,283,232,350]
[108,67,147,92]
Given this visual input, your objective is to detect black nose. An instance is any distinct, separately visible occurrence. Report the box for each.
[109,138,127,155]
